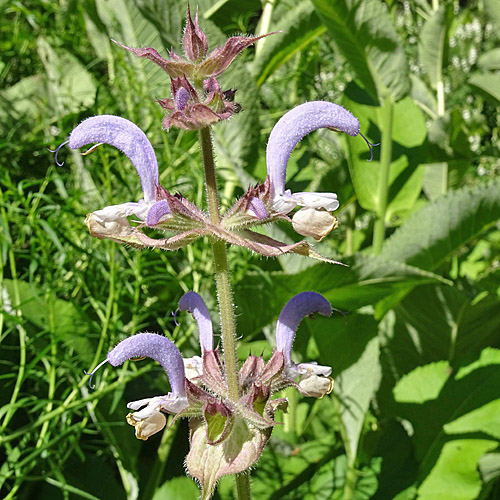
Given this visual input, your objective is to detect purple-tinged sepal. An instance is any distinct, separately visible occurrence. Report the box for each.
[158,76,237,131]
[182,5,208,62]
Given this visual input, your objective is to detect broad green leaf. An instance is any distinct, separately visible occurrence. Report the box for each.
[418,5,451,90]
[483,0,500,29]
[213,56,262,188]
[468,72,500,104]
[392,349,500,466]
[334,325,381,457]
[444,399,500,439]
[94,0,175,95]
[381,177,500,270]
[410,74,438,119]
[417,439,497,500]
[380,285,500,392]
[253,1,325,87]
[234,252,446,338]
[393,361,450,404]
[444,348,500,440]
[479,453,500,483]
[0,75,44,123]
[371,420,418,500]
[310,311,381,460]
[343,88,427,221]
[312,0,410,101]
[252,438,340,500]
[2,279,93,360]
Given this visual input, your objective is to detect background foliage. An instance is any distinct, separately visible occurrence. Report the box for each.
[1,0,500,499]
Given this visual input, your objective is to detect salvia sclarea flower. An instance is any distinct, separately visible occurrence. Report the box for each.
[114,6,273,130]
[87,291,333,499]
[233,100,379,242]
[61,113,343,262]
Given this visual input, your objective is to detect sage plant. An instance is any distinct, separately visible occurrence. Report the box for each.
[55,6,375,499]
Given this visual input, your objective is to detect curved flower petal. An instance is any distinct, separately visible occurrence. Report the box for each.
[275,292,332,376]
[69,115,159,203]
[178,292,214,352]
[266,101,360,213]
[107,332,186,398]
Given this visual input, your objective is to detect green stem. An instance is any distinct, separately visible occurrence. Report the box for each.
[198,128,240,398]
[235,474,252,500]
[372,97,394,254]
[199,126,248,498]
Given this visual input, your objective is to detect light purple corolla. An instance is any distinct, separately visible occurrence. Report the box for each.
[86,291,213,440]
[178,291,214,379]
[266,101,375,214]
[67,115,171,235]
[275,291,334,396]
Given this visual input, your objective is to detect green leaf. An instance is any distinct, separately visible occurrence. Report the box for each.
[36,37,96,115]
[312,0,410,101]
[418,5,451,90]
[483,0,500,29]
[468,72,500,104]
[381,177,500,270]
[151,477,200,500]
[379,285,500,394]
[332,317,381,457]
[234,252,446,338]
[2,279,93,360]
[392,349,500,495]
[410,74,437,119]
[444,348,500,439]
[253,1,325,87]
[478,453,500,483]
[393,361,450,404]
[343,87,427,221]
[417,439,497,500]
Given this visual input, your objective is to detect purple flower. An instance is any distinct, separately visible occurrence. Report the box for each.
[87,332,188,440]
[264,101,377,240]
[275,291,334,397]
[266,100,360,213]
[67,115,172,240]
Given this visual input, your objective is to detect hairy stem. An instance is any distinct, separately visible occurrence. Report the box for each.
[236,474,252,500]
[372,97,394,254]
[199,127,248,498]
[199,127,240,401]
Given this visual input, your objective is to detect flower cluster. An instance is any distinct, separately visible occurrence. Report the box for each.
[114,6,271,130]
[63,98,369,262]
[88,291,333,497]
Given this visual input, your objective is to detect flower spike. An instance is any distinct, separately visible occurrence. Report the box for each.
[178,292,214,353]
